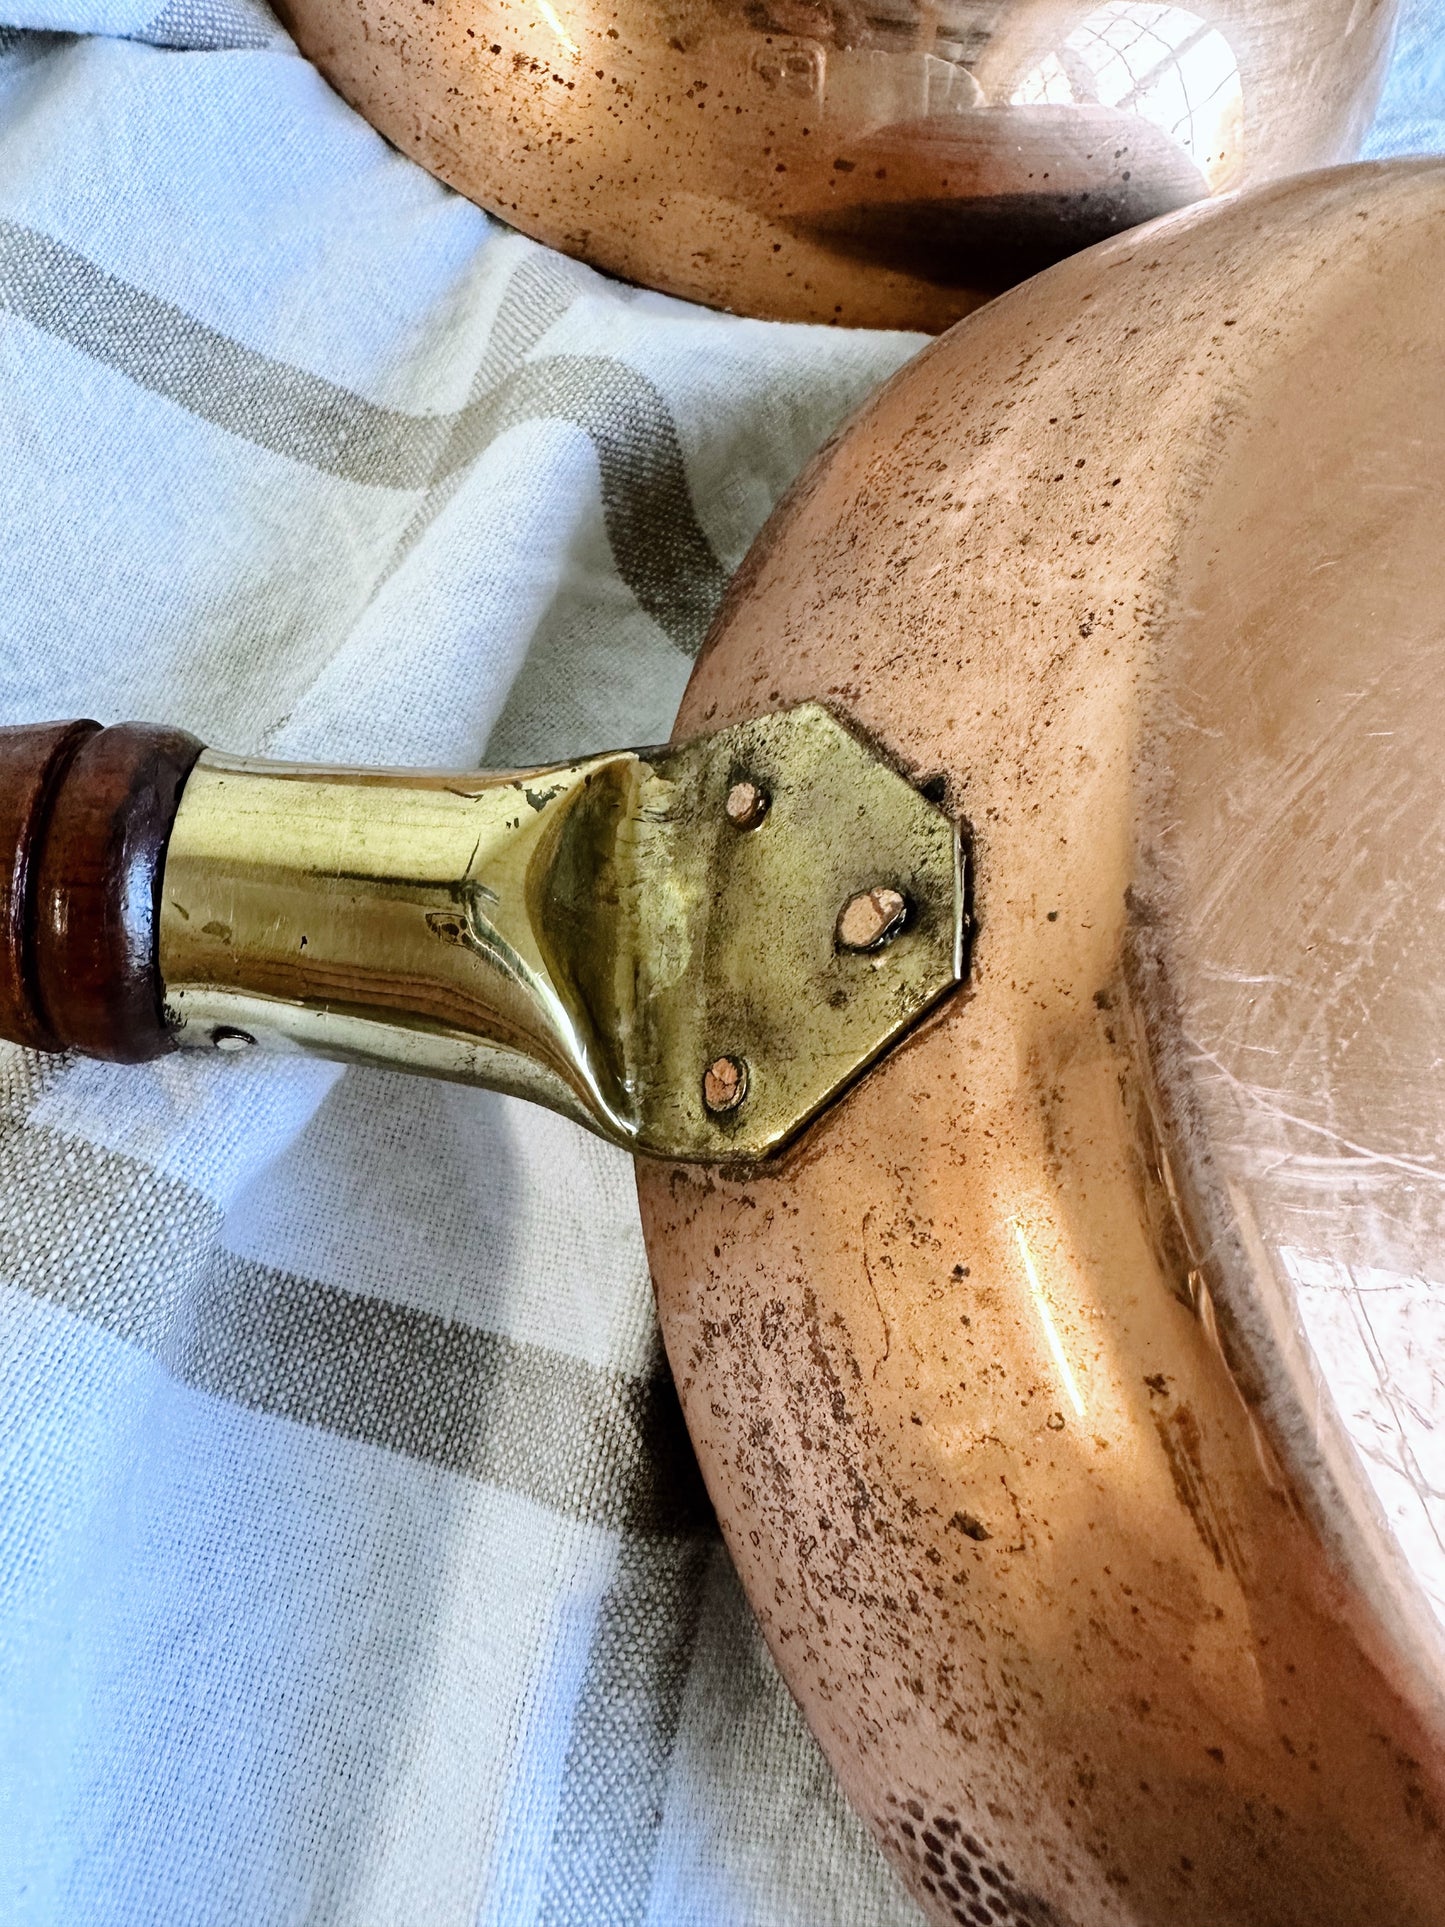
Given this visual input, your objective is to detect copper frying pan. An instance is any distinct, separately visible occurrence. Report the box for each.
[273,0,1400,327]
[3,159,1444,1921]
[640,156,1445,1923]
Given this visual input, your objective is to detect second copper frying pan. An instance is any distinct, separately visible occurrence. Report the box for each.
[274,0,1400,327]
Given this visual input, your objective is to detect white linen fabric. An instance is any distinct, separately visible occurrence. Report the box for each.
[0,7,1440,1925]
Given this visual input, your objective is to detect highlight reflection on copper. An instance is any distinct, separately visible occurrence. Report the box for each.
[1012,1219,1087,1418]
[1010,2,1245,190]
[534,0,580,56]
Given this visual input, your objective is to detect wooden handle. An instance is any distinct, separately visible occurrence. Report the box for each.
[0,721,204,1061]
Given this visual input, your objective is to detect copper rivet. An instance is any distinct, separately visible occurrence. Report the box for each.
[837,887,908,952]
[212,1026,256,1053]
[725,779,769,830]
[703,1055,748,1113]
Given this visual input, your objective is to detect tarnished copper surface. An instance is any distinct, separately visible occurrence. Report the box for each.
[638,161,1445,1923]
[275,0,1397,328]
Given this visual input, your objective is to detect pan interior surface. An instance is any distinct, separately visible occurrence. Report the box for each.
[275,0,1398,327]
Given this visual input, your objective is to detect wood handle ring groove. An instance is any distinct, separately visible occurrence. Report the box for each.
[0,721,203,1061]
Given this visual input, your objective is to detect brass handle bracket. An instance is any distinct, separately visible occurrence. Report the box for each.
[153,704,964,1161]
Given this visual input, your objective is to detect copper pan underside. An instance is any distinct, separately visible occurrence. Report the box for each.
[275,0,1398,327]
[639,160,1445,1924]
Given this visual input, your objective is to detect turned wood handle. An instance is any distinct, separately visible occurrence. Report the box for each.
[0,721,204,1061]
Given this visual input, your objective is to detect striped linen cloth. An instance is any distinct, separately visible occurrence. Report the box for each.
[0,4,1441,1925]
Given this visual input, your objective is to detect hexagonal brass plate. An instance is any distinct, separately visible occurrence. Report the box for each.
[604,703,966,1159]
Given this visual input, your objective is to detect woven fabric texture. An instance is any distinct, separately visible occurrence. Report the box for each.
[0,4,1441,1924]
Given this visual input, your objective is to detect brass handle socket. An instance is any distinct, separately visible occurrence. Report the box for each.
[159,704,966,1161]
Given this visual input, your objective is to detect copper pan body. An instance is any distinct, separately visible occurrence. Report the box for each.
[275,0,1397,328]
[639,160,1445,1924]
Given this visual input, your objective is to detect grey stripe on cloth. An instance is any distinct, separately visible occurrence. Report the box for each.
[0,218,728,651]
[134,0,277,48]
[375,247,608,590]
[0,1115,713,1539]
[190,1252,713,1537]
[0,26,69,51]
[539,1534,712,1927]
